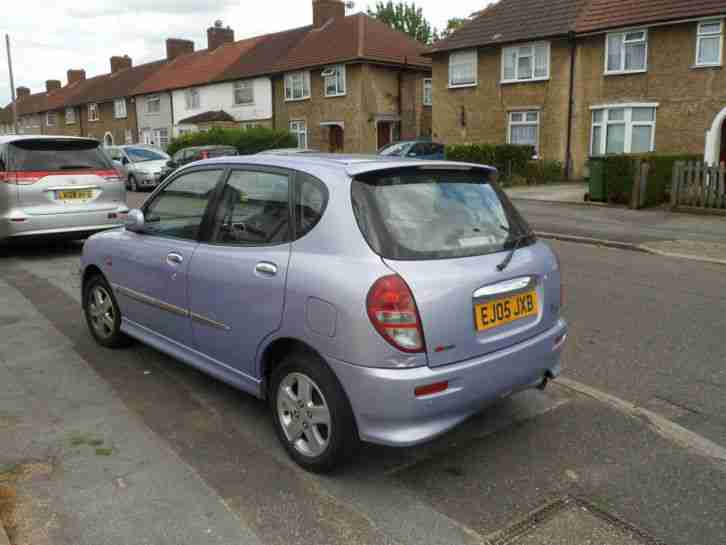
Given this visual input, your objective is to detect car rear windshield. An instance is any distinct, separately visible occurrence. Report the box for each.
[205,148,238,158]
[126,148,167,162]
[9,140,112,171]
[351,167,532,260]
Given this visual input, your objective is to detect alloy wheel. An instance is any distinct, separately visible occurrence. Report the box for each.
[87,285,116,340]
[277,372,331,457]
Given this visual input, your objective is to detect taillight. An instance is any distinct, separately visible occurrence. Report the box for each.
[102,169,122,183]
[201,151,209,159]
[366,275,425,353]
[14,172,43,185]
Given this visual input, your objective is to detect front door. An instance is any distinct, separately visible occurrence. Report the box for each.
[189,168,292,378]
[377,122,391,150]
[113,168,224,344]
[328,125,344,153]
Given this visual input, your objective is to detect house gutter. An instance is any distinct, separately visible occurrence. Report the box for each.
[564,31,576,180]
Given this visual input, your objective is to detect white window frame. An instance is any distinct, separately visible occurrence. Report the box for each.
[285,71,311,101]
[695,19,723,67]
[185,88,200,110]
[289,120,308,149]
[46,111,57,128]
[114,98,127,119]
[507,110,540,154]
[589,103,658,156]
[323,64,346,97]
[234,80,255,105]
[156,128,169,148]
[65,107,75,125]
[501,42,550,83]
[423,78,432,106]
[449,49,478,88]
[605,29,648,75]
[146,95,161,114]
[88,103,99,122]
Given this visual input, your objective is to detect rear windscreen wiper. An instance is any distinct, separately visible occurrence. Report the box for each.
[497,232,532,272]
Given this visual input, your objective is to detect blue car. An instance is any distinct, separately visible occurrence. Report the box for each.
[80,153,566,472]
[378,140,446,160]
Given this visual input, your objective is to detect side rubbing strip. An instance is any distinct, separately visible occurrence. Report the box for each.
[113,284,189,318]
[191,312,231,331]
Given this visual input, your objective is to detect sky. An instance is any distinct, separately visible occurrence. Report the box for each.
[0,0,493,106]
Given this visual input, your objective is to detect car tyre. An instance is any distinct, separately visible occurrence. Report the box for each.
[270,351,359,473]
[129,175,138,192]
[83,274,132,349]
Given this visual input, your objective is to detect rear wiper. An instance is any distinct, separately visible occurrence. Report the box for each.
[497,232,532,272]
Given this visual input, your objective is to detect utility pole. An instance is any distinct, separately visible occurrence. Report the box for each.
[6,34,18,134]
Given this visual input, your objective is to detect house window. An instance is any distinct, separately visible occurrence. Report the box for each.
[242,122,259,130]
[146,95,161,114]
[289,120,308,149]
[114,99,127,119]
[323,65,346,97]
[65,107,75,124]
[590,105,656,156]
[606,30,648,74]
[449,49,477,87]
[696,20,723,66]
[502,42,550,83]
[88,103,99,122]
[234,81,254,105]
[423,78,432,106]
[508,111,540,153]
[185,88,200,110]
[156,128,169,148]
[46,111,57,127]
[285,72,311,101]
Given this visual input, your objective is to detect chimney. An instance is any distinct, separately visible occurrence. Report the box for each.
[110,55,132,73]
[67,69,86,85]
[166,38,195,60]
[16,87,30,101]
[207,21,235,50]
[45,80,61,92]
[313,0,346,28]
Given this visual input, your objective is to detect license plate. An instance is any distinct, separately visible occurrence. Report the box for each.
[57,190,93,201]
[474,290,539,332]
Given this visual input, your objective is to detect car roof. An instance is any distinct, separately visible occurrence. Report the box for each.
[186,153,495,177]
[0,135,98,145]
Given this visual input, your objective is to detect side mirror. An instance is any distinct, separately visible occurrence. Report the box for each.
[125,209,145,233]
[121,157,130,165]
[166,160,176,168]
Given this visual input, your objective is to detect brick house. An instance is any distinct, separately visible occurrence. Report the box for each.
[429,0,726,178]
[272,0,432,153]
[0,106,13,135]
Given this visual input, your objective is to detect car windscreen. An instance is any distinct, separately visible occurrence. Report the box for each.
[8,140,113,171]
[126,148,167,162]
[378,143,408,157]
[351,168,532,260]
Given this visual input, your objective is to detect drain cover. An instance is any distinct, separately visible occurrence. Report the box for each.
[492,497,665,545]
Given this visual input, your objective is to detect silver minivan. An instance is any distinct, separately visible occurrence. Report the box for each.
[0,136,128,243]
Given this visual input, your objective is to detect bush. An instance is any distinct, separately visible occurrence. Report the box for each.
[524,160,564,185]
[597,153,702,206]
[166,126,297,156]
[445,144,534,180]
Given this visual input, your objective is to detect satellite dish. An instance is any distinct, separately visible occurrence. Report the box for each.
[214,20,223,28]
[345,1,355,10]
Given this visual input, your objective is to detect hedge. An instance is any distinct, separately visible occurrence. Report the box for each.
[166,126,297,156]
[593,153,702,206]
[445,144,535,179]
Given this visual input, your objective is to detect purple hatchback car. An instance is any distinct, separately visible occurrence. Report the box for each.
[81,154,567,472]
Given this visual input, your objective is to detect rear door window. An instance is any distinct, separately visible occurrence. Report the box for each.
[352,167,531,260]
[8,139,113,171]
[295,173,328,240]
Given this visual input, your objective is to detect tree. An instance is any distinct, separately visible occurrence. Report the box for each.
[367,1,435,45]
[438,17,469,40]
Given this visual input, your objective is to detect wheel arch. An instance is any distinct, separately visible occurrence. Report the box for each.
[258,337,325,399]
[81,264,105,294]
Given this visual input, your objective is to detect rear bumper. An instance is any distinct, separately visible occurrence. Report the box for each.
[326,319,567,447]
[0,206,129,240]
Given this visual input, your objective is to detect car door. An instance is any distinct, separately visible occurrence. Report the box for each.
[112,167,225,345]
[188,167,293,378]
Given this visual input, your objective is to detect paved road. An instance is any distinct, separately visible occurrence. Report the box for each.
[1,236,726,544]
[512,199,726,244]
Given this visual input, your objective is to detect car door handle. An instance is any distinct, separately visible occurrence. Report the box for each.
[166,252,184,266]
[255,262,278,277]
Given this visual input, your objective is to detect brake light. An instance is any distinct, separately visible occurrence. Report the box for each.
[100,169,122,183]
[201,151,209,159]
[414,381,448,397]
[14,172,43,185]
[366,275,425,353]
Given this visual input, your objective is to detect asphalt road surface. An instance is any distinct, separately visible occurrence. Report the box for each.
[1,221,725,544]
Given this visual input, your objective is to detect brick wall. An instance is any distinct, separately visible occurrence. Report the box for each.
[431,38,573,166]
[572,23,726,176]
[83,99,138,145]
[42,107,83,137]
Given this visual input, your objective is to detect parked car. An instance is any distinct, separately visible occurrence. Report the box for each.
[106,145,170,192]
[80,154,566,472]
[160,145,239,182]
[259,148,319,155]
[378,140,446,160]
[0,136,127,244]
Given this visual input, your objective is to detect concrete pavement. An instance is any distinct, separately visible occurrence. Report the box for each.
[1,240,726,544]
